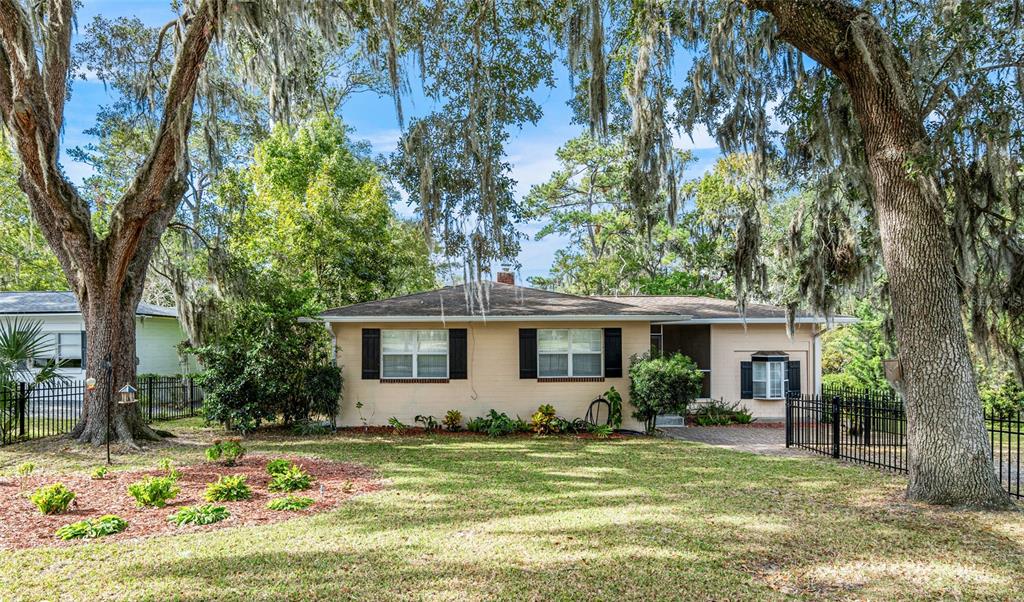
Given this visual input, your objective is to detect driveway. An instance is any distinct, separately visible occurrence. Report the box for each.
[660,424,809,457]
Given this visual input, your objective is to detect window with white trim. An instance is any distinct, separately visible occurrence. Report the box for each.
[381,330,448,378]
[537,329,602,377]
[752,360,785,399]
[33,332,82,369]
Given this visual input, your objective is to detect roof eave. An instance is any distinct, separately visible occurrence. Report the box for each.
[316,314,683,323]
[654,316,858,325]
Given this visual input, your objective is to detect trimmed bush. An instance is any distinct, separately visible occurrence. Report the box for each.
[267,495,315,511]
[127,476,180,508]
[30,483,75,515]
[169,504,230,526]
[56,515,127,540]
[204,475,252,502]
[629,352,703,432]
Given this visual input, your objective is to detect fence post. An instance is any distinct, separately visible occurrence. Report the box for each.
[831,395,841,458]
[189,378,195,416]
[147,377,154,422]
[785,395,793,448]
[863,396,872,446]
[17,381,27,438]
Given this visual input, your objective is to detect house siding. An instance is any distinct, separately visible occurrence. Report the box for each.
[333,320,650,430]
[708,323,819,419]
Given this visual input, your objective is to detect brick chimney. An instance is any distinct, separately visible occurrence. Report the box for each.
[496,264,515,285]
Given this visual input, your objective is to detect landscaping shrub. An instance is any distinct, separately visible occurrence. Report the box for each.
[158,458,182,480]
[267,495,315,511]
[415,415,440,432]
[169,504,230,526]
[387,417,408,433]
[55,515,127,540]
[205,440,246,466]
[629,352,703,432]
[605,386,623,430]
[90,466,108,480]
[530,404,559,434]
[443,409,463,431]
[690,399,756,426]
[268,465,314,493]
[266,459,294,477]
[30,483,75,515]
[127,476,180,508]
[589,423,614,438]
[467,410,530,437]
[980,373,1024,417]
[192,280,340,433]
[205,475,252,502]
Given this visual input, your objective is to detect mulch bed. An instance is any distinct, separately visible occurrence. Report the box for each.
[335,426,631,438]
[0,456,383,550]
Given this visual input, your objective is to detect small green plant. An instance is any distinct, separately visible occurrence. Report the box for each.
[127,476,180,508]
[387,417,408,433]
[443,409,463,432]
[158,458,182,481]
[355,400,373,433]
[415,415,440,432]
[204,474,252,502]
[169,504,230,526]
[268,464,313,493]
[589,423,614,438]
[604,386,623,430]
[30,483,76,515]
[733,405,755,424]
[55,515,128,540]
[205,439,246,466]
[690,399,756,426]
[16,462,36,477]
[530,404,560,434]
[267,495,315,511]
[90,466,109,480]
[292,420,332,436]
[467,410,530,437]
[266,459,294,477]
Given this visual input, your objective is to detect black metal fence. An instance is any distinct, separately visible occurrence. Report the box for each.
[0,376,202,446]
[786,385,1023,500]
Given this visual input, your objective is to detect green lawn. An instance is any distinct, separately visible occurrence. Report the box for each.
[1,422,1022,601]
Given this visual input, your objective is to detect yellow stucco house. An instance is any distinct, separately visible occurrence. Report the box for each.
[318,274,853,431]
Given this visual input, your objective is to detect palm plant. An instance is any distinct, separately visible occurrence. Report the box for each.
[0,318,66,442]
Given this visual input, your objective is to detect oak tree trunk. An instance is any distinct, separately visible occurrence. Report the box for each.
[749,0,1012,508]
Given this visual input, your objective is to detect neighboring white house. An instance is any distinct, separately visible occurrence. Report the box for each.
[0,291,193,377]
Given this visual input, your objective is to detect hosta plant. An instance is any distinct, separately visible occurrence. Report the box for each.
[266,495,315,511]
[127,476,180,508]
[30,483,75,515]
[169,504,230,526]
[55,515,128,540]
[204,475,252,502]
[268,465,313,493]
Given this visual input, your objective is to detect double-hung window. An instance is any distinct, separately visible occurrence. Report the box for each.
[32,332,82,369]
[381,330,448,379]
[752,360,785,399]
[537,329,602,377]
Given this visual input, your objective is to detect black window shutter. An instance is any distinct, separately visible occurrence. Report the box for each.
[519,329,537,379]
[603,328,622,378]
[740,361,753,399]
[361,329,380,380]
[786,360,801,397]
[449,329,468,379]
[81,330,87,368]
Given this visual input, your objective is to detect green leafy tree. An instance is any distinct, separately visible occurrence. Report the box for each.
[0,148,65,291]
[821,301,893,391]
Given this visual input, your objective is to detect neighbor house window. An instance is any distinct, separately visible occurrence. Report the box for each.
[33,332,82,369]
[381,330,448,378]
[538,329,602,377]
[752,360,785,399]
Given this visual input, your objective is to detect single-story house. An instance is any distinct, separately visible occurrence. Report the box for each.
[318,272,855,431]
[0,291,193,377]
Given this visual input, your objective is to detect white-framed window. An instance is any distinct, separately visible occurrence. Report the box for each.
[538,328,602,377]
[381,330,448,379]
[752,360,785,399]
[33,332,83,369]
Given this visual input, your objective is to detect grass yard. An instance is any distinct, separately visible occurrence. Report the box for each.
[1,421,1022,601]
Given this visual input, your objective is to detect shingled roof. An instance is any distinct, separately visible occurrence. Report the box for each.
[319,282,678,321]
[319,283,852,324]
[0,292,178,318]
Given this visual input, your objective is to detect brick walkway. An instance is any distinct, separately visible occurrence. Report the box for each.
[660,424,810,457]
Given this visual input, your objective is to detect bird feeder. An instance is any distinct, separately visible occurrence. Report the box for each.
[85,377,97,392]
[117,384,138,405]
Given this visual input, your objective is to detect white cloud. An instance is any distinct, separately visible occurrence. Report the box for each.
[361,128,403,155]
[672,124,719,151]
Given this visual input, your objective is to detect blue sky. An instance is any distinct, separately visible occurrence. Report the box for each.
[61,1,723,282]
